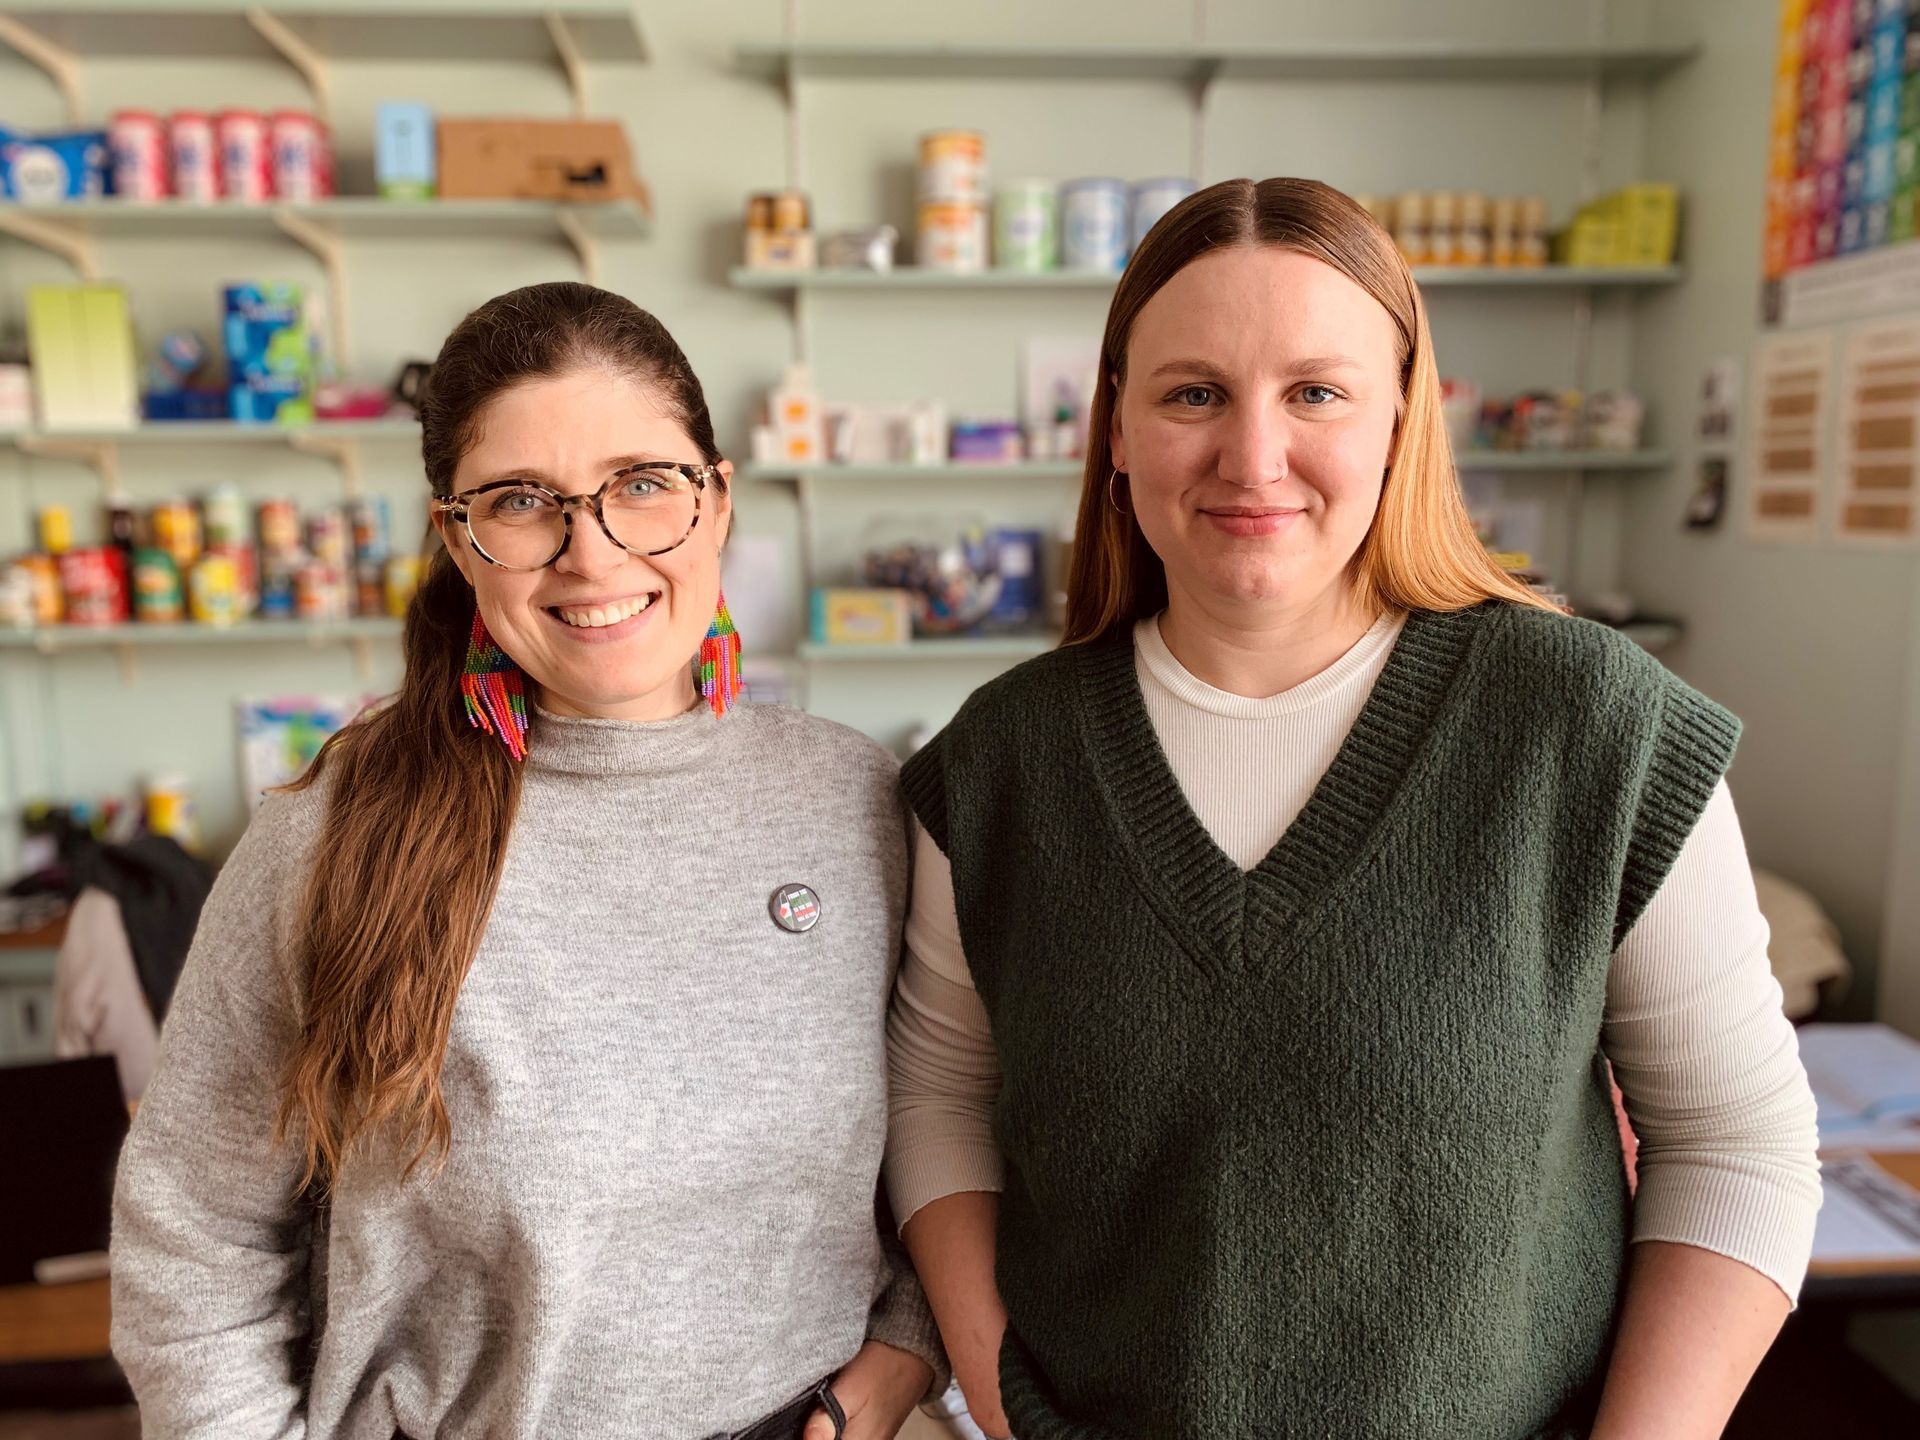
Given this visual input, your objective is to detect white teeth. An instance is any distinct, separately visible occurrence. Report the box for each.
[556,595,653,629]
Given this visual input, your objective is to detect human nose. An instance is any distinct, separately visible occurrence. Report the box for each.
[1214,398,1290,489]
[551,494,627,578]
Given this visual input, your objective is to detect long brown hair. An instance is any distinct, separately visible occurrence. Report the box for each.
[277,282,722,1187]
[1064,177,1553,645]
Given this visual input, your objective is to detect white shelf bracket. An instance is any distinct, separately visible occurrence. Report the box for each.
[544,12,591,117]
[271,205,353,375]
[0,208,99,280]
[0,15,83,126]
[555,208,600,285]
[115,643,138,688]
[15,436,125,501]
[286,432,365,498]
[246,8,334,125]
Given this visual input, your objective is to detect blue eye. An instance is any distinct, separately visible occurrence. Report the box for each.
[1299,385,1340,405]
[1170,385,1215,408]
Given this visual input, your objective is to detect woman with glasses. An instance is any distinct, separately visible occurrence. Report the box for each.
[110,282,942,1440]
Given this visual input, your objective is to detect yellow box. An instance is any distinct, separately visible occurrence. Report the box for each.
[810,587,913,645]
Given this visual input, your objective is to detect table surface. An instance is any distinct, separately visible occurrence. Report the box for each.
[4,1156,1917,1366]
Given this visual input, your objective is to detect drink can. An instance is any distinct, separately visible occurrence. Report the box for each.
[217,109,272,202]
[258,498,301,558]
[188,552,242,627]
[37,504,73,555]
[169,111,219,202]
[202,485,247,548]
[109,110,169,200]
[132,548,184,623]
[270,111,331,201]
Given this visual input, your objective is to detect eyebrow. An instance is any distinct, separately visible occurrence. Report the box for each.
[1147,354,1367,381]
[473,455,679,487]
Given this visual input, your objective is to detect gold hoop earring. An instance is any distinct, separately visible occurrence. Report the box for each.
[1107,469,1131,515]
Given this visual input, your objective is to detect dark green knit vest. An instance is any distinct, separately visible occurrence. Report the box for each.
[900,603,1739,1440]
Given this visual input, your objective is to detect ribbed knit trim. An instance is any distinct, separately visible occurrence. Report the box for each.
[899,741,949,854]
[1612,680,1741,947]
[1070,606,1485,973]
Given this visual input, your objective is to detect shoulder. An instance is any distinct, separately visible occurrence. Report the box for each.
[732,702,898,780]
[1464,602,1666,700]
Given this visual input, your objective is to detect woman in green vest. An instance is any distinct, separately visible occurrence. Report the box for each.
[884,178,1822,1439]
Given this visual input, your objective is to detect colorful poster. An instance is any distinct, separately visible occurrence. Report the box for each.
[1764,0,1920,326]
[1835,317,1920,543]
[1748,331,1835,540]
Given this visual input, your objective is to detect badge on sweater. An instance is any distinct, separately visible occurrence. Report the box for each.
[769,883,821,933]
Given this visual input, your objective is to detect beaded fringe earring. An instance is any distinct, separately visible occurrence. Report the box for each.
[698,592,744,717]
[461,609,530,761]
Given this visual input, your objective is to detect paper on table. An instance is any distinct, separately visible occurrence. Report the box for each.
[1813,1155,1920,1265]
[1797,1022,1920,1152]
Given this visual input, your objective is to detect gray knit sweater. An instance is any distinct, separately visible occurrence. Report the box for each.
[111,701,943,1439]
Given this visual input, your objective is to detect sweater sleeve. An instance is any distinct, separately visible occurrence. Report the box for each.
[884,821,1005,1229]
[863,1188,952,1399]
[110,792,320,1439]
[1604,779,1824,1305]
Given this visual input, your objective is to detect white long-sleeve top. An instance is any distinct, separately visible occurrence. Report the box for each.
[886,612,1824,1302]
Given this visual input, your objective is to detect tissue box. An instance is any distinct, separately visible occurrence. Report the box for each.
[223,284,315,424]
[376,102,436,200]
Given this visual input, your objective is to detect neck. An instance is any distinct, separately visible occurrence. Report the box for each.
[1157,580,1380,699]
[537,673,699,723]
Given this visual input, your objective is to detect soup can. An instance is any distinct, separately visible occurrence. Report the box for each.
[203,485,247,548]
[918,202,988,272]
[918,129,986,205]
[1128,178,1196,251]
[258,497,301,559]
[189,552,243,627]
[993,180,1056,271]
[168,111,219,202]
[1061,178,1128,271]
[109,110,169,200]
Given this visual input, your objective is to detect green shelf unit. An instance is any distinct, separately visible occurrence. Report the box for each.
[732,40,1698,86]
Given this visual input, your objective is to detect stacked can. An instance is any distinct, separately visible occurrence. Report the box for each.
[1061,178,1128,272]
[108,111,170,201]
[917,130,988,272]
[257,498,302,618]
[218,110,273,203]
[993,180,1056,271]
[349,497,390,616]
[169,111,220,202]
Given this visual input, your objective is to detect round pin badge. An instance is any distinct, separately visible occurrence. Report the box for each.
[769,883,821,933]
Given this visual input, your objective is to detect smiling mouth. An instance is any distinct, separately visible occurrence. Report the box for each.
[547,593,660,629]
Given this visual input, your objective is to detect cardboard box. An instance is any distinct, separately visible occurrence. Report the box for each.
[436,118,648,206]
[810,588,913,646]
[26,284,140,431]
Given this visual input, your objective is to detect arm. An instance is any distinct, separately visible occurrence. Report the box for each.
[886,822,1012,1437]
[1592,781,1823,1438]
[110,795,319,1439]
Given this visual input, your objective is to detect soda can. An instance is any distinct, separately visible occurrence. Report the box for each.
[132,548,184,623]
[144,777,200,851]
[37,504,73,555]
[307,509,348,568]
[202,485,247,548]
[348,495,390,563]
[383,554,422,618]
[257,498,301,558]
[109,110,169,200]
[151,498,203,571]
[217,109,272,202]
[270,111,331,201]
[189,552,242,627]
[169,111,219,202]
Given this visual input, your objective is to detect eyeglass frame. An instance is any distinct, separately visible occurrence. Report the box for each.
[430,461,726,572]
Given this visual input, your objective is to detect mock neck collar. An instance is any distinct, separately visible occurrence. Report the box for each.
[525,700,731,777]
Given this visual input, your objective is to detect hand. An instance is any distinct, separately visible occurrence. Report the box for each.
[804,1340,935,1440]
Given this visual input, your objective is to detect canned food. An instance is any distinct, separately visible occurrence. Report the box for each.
[109,110,169,201]
[203,485,246,548]
[107,499,138,553]
[1490,197,1520,266]
[307,509,348,568]
[1061,178,1128,272]
[259,557,297,619]
[37,505,72,555]
[209,541,258,613]
[0,563,35,629]
[348,496,390,563]
[355,560,385,617]
[384,554,422,618]
[20,554,62,624]
[1129,178,1195,253]
[1517,196,1549,266]
[258,498,301,558]
[1393,192,1431,265]
[217,109,272,202]
[269,110,332,201]
[770,190,811,234]
[144,776,199,851]
[295,560,346,619]
[57,547,127,626]
[993,181,1056,271]
[1428,192,1459,266]
[918,202,988,272]
[132,548,184,623]
[151,498,202,571]
[188,552,242,627]
[919,130,986,205]
[169,111,219,202]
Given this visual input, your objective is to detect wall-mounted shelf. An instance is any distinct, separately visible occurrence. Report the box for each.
[0,618,403,653]
[0,418,421,447]
[732,40,1699,86]
[739,460,1083,482]
[1456,450,1671,472]
[731,265,1684,293]
[0,2,647,123]
[799,635,1057,663]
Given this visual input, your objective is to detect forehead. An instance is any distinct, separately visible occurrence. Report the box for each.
[456,369,694,486]
[1126,246,1399,374]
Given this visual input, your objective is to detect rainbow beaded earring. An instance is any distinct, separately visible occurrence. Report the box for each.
[698,592,744,717]
[461,609,529,761]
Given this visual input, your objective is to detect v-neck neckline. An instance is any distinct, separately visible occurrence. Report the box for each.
[1070,605,1486,978]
